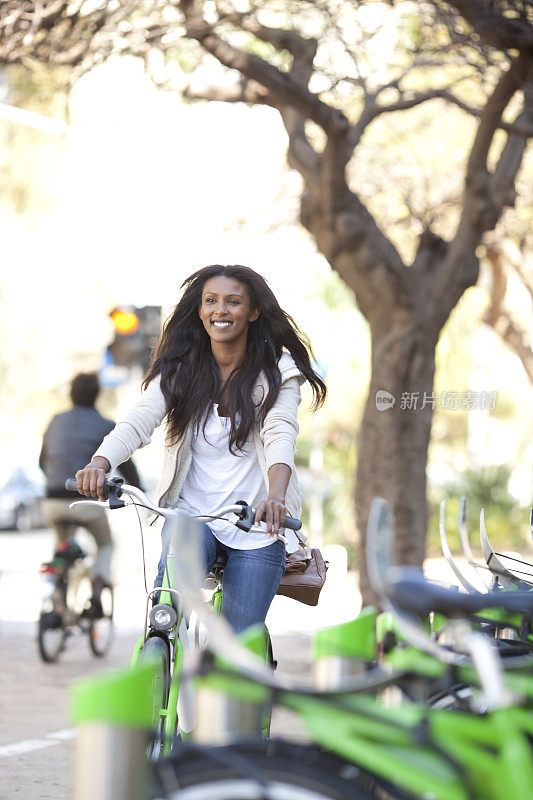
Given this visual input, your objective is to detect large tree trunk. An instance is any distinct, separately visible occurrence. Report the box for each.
[355,314,436,605]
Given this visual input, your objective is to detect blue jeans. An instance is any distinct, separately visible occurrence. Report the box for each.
[155,521,286,633]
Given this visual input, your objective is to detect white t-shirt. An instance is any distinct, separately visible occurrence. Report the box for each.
[177,404,276,550]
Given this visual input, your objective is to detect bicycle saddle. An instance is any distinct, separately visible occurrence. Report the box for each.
[385,566,533,618]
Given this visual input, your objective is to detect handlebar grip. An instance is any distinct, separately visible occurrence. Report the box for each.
[283,515,302,531]
[65,478,79,492]
[259,512,301,531]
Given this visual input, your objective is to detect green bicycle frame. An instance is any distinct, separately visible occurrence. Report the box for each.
[130,550,185,757]
[194,642,533,800]
[129,548,240,755]
[286,690,533,800]
[309,612,533,799]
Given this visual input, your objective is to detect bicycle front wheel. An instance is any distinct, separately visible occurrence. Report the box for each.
[139,635,171,760]
[155,742,376,800]
[89,586,114,657]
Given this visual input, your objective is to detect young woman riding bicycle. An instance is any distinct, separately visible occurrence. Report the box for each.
[75,264,326,633]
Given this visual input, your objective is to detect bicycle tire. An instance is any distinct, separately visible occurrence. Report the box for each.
[139,635,171,760]
[89,586,114,657]
[155,742,377,800]
[37,612,67,663]
[261,628,275,739]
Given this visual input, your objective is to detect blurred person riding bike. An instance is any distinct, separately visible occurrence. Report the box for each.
[40,372,143,616]
[75,265,326,633]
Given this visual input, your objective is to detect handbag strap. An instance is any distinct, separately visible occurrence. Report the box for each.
[293,542,312,559]
[294,529,308,548]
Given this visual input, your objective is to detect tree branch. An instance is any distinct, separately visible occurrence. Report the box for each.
[178,1,348,136]
[346,77,533,153]
[277,109,320,192]
[183,78,270,105]
[214,0,317,61]
[445,0,533,53]
[428,52,532,329]
[493,69,533,206]
[438,87,533,135]
[483,244,533,383]
[467,53,531,176]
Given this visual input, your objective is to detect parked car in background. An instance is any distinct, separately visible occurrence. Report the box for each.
[0,467,46,531]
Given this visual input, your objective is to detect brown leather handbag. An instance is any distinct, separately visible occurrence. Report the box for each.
[276,546,328,606]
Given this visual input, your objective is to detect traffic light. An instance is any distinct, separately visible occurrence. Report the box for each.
[107,305,161,372]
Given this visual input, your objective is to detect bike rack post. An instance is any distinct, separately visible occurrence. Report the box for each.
[191,625,270,745]
[71,661,156,800]
[312,609,377,689]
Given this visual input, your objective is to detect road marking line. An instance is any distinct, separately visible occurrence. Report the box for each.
[47,728,75,741]
[0,729,75,759]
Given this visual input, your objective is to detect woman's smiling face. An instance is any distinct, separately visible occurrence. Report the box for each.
[198,275,259,345]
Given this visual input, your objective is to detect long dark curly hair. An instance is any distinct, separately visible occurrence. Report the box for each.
[143,265,327,452]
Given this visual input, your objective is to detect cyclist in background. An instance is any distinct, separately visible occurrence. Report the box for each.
[75,266,327,632]
[40,372,143,615]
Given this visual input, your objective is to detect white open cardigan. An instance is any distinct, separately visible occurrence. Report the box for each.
[93,352,305,522]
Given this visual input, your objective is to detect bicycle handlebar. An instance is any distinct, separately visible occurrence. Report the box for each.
[64,477,311,693]
[65,478,302,532]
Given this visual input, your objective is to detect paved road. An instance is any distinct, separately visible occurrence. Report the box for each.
[0,621,141,800]
[0,522,356,800]
[0,619,310,800]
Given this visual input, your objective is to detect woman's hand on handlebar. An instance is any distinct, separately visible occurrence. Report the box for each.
[254,496,287,537]
[258,463,291,537]
[75,457,111,501]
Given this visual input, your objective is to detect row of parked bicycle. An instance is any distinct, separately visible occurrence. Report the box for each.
[155,496,533,800]
[53,478,533,800]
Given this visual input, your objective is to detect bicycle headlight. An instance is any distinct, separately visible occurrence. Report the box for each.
[149,603,177,631]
